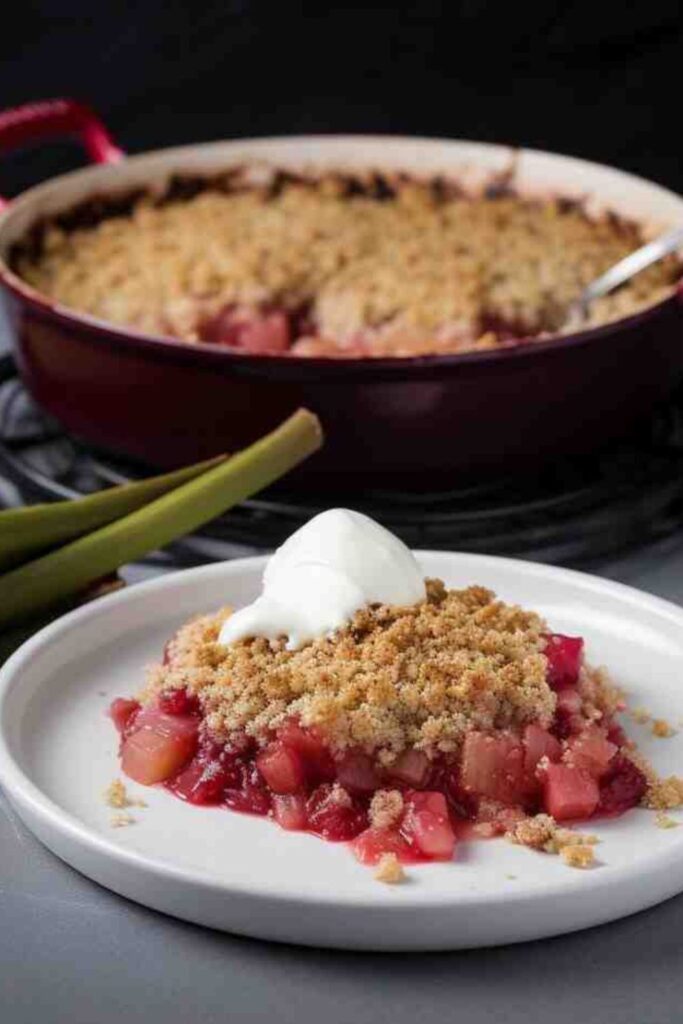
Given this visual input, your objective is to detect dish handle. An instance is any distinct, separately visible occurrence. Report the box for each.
[0,98,124,207]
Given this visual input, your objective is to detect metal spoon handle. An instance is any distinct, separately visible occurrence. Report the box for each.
[579,225,683,311]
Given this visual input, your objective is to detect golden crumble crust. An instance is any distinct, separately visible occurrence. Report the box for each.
[142,580,554,759]
[16,170,678,357]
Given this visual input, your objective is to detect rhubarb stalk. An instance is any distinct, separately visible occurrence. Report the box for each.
[0,409,322,629]
[0,455,225,572]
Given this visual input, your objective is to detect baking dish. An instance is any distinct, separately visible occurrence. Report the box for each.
[1,99,681,487]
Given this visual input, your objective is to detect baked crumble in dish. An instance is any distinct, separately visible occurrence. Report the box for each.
[108,576,681,872]
[15,167,680,359]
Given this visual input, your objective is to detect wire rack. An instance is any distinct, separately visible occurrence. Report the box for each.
[2,353,683,567]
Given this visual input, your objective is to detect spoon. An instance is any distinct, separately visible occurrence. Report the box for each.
[566,224,683,327]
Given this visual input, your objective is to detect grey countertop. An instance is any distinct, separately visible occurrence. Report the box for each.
[3,479,683,1021]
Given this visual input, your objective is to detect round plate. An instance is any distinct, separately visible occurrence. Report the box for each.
[1,553,683,950]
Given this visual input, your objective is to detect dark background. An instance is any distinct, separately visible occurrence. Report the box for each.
[1,1,681,197]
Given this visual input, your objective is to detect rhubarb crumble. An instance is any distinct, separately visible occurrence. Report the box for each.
[108,580,680,872]
[15,167,680,358]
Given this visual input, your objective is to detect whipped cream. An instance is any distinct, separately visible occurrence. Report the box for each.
[218,508,426,650]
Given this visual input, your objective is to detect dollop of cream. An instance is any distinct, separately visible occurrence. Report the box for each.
[218,508,426,650]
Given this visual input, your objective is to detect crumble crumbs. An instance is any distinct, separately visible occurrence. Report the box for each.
[626,705,675,738]
[506,813,598,867]
[143,580,554,759]
[374,853,406,884]
[472,799,526,837]
[652,718,676,738]
[110,812,136,828]
[655,812,678,829]
[560,845,596,869]
[643,774,683,810]
[622,749,683,810]
[104,779,128,808]
[505,813,559,850]
[104,778,147,810]
[369,790,404,830]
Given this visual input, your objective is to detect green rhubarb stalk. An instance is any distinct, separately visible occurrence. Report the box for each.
[0,455,226,572]
[0,408,322,630]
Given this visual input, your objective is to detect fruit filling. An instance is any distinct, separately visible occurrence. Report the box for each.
[109,577,667,871]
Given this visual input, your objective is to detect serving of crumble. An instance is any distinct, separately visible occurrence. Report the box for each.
[108,578,682,873]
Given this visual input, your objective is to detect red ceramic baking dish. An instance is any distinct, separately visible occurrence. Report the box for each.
[0,99,682,489]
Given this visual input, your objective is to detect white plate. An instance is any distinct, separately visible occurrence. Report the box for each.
[1,552,683,951]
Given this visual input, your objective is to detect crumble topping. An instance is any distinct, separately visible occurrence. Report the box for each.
[143,580,553,759]
[374,853,406,884]
[16,170,678,357]
[655,812,678,829]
